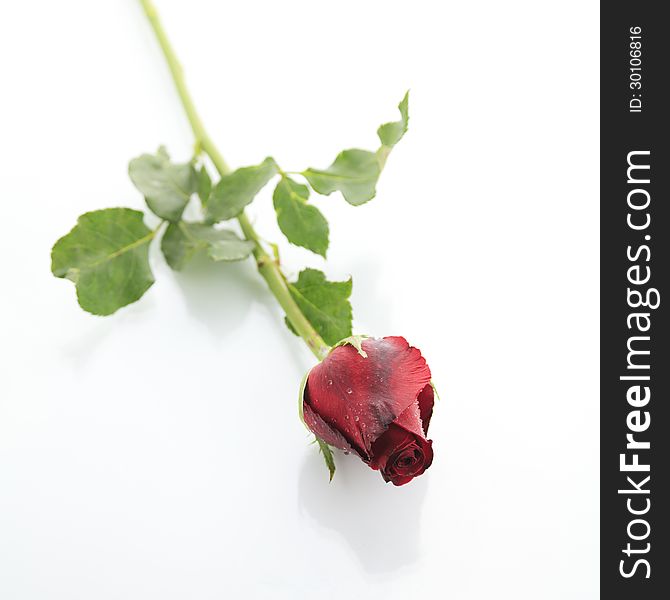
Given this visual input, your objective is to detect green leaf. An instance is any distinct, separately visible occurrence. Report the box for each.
[316,437,336,482]
[206,157,278,222]
[377,91,409,148]
[160,223,198,270]
[197,166,212,206]
[303,149,380,206]
[286,268,352,345]
[302,94,410,204]
[206,232,255,262]
[273,177,329,257]
[161,222,255,271]
[128,147,197,222]
[51,208,155,316]
[298,370,309,425]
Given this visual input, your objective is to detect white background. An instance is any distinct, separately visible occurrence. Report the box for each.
[0,1,599,598]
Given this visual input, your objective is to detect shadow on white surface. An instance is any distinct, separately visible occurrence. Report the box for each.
[172,257,272,338]
[298,448,428,574]
[60,294,158,367]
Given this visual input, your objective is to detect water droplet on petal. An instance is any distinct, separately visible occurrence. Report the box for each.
[346,388,352,394]
[328,379,333,386]
[354,415,360,422]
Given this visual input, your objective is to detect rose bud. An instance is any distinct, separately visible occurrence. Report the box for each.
[301,336,435,486]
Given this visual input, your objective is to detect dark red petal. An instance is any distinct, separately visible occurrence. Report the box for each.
[416,384,435,435]
[393,447,423,476]
[372,406,434,481]
[376,435,432,486]
[368,423,416,471]
[392,399,426,441]
[379,432,433,485]
[302,400,354,455]
[387,474,414,486]
[304,336,432,454]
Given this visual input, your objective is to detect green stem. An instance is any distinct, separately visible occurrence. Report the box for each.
[138,0,330,361]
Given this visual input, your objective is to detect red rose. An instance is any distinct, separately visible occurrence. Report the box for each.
[302,336,434,486]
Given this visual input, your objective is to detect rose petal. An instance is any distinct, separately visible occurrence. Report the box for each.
[304,336,432,455]
[393,399,426,441]
[387,474,414,486]
[302,399,354,454]
[393,447,423,476]
[371,425,432,486]
[376,419,433,477]
[378,432,433,486]
[416,384,434,435]
[368,423,416,471]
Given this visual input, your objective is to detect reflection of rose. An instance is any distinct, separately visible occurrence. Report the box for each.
[302,336,434,486]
